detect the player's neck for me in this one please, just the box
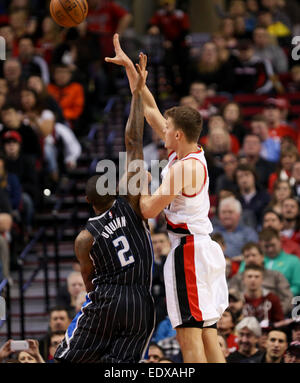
[93,199,116,216]
[176,143,200,160]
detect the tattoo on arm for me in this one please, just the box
[125,92,144,163]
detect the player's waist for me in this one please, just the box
[166,216,211,236]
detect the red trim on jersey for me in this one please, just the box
[184,236,203,321]
[168,150,175,158]
[182,146,203,159]
[166,216,189,231]
[181,158,207,198]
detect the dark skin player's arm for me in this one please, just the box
[74,229,95,293]
[118,55,148,217]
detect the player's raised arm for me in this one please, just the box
[118,54,148,216]
[105,34,166,141]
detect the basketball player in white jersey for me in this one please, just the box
[106,35,228,363]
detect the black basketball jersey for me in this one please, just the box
[85,196,154,289]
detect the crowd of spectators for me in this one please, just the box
[0,0,300,363]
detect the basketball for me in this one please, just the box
[50,0,88,28]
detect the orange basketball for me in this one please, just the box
[50,0,88,28]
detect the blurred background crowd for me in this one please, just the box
[0,0,300,363]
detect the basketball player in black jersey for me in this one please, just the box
[54,57,155,363]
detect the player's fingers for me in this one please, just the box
[113,33,121,50]
[135,63,142,75]
[104,57,115,63]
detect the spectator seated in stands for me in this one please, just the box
[250,114,280,163]
[148,0,190,96]
[2,130,39,227]
[262,209,300,259]
[250,329,288,363]
[217,333,230,361]
[189,41,235,94]
[212,196,258,261]
[47,64,85,129]
[227,316,263,363]
[56,271,86,318]
[280,197,300,245]
[230,241,293,315]
[39,306,71,361]
[229,39,274,94]
[239,133,276,188]
[220,101,246,145]
[86,0,132,59]
[144,343,165,363]
[151,230,170,327]
[0,103,41,162]
[217,308,239,354]
[287,65,300,93]
[201,115,240,166]
[235,163,270,228]
[284,341,300,363]
[268,144,299,193]
[20,86,81,186]
[27,75,65,124]
[2,58,24,110]
[215,153,239,196]
[0,153,22,222]
[253,26,288,74]
[228,288,244,325]
[257,8,291,40]
[258,227,300,296]
[242,264,284,327]
[17,35,50,85]
[46,330,65,363]
[0,339,45,363]
[36,16,62,67]
[188,82,218,121]
[263,98,298,143]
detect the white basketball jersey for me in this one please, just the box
[161,147,213,236]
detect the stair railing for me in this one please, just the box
[0,278,11,340]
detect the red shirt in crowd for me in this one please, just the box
[269,124,298,142]
[243,292,284,325]
[200,134,240,154]
[86,0,129,57]
[281,235,300,258]
[150,8,190,44]
[226,333,239,354]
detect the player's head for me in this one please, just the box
[86,175,116,214]
[164,106,203,150]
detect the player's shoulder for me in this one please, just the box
[75,230,94,245]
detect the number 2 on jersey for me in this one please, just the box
[112,236,135,267]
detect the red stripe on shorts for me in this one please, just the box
[183,236,203,321]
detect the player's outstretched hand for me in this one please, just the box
[133,53,148,94]
[105,33,131,67]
